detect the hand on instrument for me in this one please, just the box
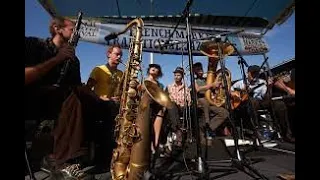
[110,96,120,102]
[212,81,222,89]
[99,95,110,101]
[231,91,241,100]
[267,77,274,85]
[55,44,75,63]
[287,89,295,96]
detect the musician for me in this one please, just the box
[25,16,85,175]
[144,64,166,153]
[193,62,229,139]
[273,68,295,97]
[165,67,191,146]
[231,65,295,143]
[86,44,123,169]
[86,44,123,101]
[25,16,117,177]
[272,68,295,138]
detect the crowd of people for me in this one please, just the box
[25,16,295,178]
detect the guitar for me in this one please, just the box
[230,82,266,109]
[231,90,249,109]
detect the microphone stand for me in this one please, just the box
[150,0,209,179]
[183,0,204,175]
[234,45,263,145]
[260,53,283,141]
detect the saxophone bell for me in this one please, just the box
[143,80,173,109]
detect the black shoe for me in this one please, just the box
[284,136,295,143]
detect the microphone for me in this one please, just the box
[104,33,118,41]
[238,56,249,67]
[214,35,222,42]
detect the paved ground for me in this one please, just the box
[25,138,295,180]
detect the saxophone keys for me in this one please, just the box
[127,88,137,98]
[129,80,138,88]
[125,111,136,121]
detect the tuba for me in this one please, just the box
[110,18,173,180]
[199,40,234,107]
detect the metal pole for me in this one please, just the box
[150,52,154,64]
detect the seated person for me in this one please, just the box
[25,16,118,177]
[272,68,295,137]
[193,62,229,139]
[231,65,295,143]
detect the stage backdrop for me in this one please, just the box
[78,19,269,56]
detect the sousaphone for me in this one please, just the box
[199,40,234,107]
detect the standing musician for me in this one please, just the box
[193,62,229,141]
[144,64,166,154]
[86,44,123,170]
[231,65,295,143]
[165,67,192,147]
[87,44,123,101]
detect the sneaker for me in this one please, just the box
[262,141,278,148]
[60,163,86,179]
[278,173,295,180]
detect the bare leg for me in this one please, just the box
[153,109,164,148]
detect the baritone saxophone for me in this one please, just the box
[110,18,173,180]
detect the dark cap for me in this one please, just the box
[247,65,261,78]
[248,65,260,74]
[148,63,163,77]
[173,67,184,74]
[149,63,161,69]
[193,62,203,68]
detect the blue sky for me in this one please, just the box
[25,0,295,87]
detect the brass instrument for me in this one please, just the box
[199,41,234,107]
[110,18,173,180]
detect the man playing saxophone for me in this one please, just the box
[87,44,123,101]
[193,62,229,142]
[86,44,123,170]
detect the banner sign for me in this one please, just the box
[78,19,269,56]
